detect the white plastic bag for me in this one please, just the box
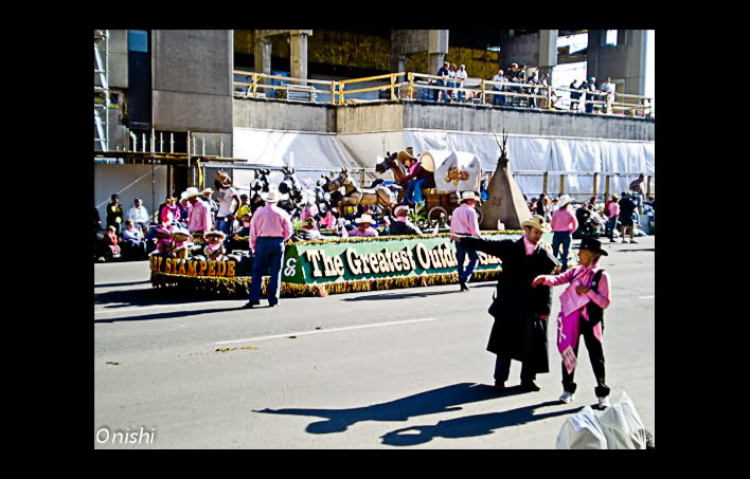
[556,406,607,449]
[598,392,648,449]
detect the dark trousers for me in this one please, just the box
[562,318,610,397]
[249,237,285,305]
[495,355,536,384]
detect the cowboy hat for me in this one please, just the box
[184,187,201,199]
[201,187,214,195]
[521,215,552,233]
[393,205,410,218]
[459,191,482,203]
[397,150,417,163]
[575,237,609,256]
[204,231,226,240]
[557,195,574,207]
[355,214,375,225]
[302,218,317,229]
[214,169,232,186]
[261,189,288,203]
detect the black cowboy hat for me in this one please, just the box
[575,237,608,256]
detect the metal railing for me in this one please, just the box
[232,70,654,118]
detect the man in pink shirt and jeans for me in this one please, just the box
[450,192,482,291]
[245,189,293,309]
[550,195,578,272]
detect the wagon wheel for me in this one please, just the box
[474,206,483,226]
[426,206,449,230]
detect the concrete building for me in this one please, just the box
[94,29,654,221]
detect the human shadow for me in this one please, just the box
[380,401,583,447]
[254,382,529,434]
[94,307,235,324]
[94,288,224,309]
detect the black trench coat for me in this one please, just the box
[461,236,559,375]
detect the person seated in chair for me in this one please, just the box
[100,225,122,261]
[389,205,423,236]
[121,220,148,259]
[397,150,435,206]
[172,227,194,259]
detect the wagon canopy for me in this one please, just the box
[421,150,482,193]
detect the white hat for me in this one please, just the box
[261,189,288,203]
[184,187,201,199]
[557,195,574,207]
[355,214,375,224]
[459,191,481,203]
[201,187,214,195]
[521,215,552,233]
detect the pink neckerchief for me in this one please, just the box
[522,236,539,256]
[559,263,601,317]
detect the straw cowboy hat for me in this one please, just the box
[184,187,201,199]
[204,231,227,241]
[201,187,214,195]
[521,215,552,233]
[575,237,609,256]
[214,169,232,186]
[397,150,417,163]
[459,191,482,203]
[393,205,410,218]
[557,195,574,207]
[355,214,375,225]
[261,189,288,203]
[301,218,317,229]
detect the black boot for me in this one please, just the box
[459,280,469,292]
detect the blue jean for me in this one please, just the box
[216,218,232,235]
[493,88,505,106]
[632,192,644,215]
[495,355,536,384]
[605,216,619,240]
[249,237,285,305]
[456,241,479,282]
[405,178,427,204]
[552,231,572,271]
[457,83,464,102]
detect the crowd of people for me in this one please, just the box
[429,61,619,114]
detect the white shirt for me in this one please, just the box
[493,75,506,89]
[600,82,613,93]
[455,69,467,83]
[216,186,237,217]
[126,205,150,224]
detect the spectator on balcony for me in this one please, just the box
[527,70,540,108]
[492,69,507,106]
[600,77,615,113]
[447,63,458,102]
[106,194,124,234]
[456,64,468,102]
[569,80,582,111]
[539,73,552,109]
[437,61,451,102]
[583,77,598,113]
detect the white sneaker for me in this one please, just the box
[559,391,574,404]
[597,396,611,408]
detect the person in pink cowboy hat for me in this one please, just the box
[203,231,228,261]
[532,237,612,409]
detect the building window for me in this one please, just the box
[128,30,149,53]
[605,30,618,47]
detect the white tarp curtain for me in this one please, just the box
[233,128,654,199]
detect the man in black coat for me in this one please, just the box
[452,215,559,392]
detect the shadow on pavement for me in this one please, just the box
[380,401,582,446]
[94,307,236,324]
[253,382,532,435]
[94,280,153,289]
[94,288,223,309]
[616,248,655,253]
[344,290,460,301]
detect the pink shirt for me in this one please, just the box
[346,227,378,237]
[187,200,213,234]
[608,201,620,218]
[551,208,578,233]
[450,204,481,237]
[249,203,293,253]
[522,236,540,256]
[538,264,611,319]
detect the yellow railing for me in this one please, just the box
[232,70,654,118]
[338,72,407,104]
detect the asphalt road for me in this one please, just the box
[94,235,655,449]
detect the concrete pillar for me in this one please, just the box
[587,30,648,96]
[254,33,272,75]
[428,30,449,75]
[538,30,558,79]
[290,30,312,84]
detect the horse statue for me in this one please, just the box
[277,167,305,217]
[375,151,411,202]
[326,168,399,218]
